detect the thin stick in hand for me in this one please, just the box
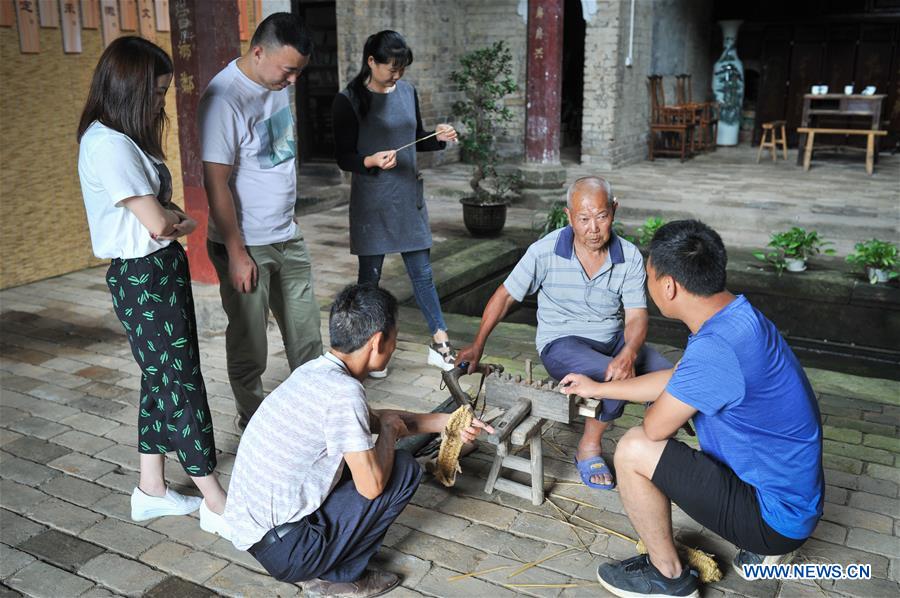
[394,129,443,152]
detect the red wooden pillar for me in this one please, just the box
[169,0,239,283]
[525,0,564,165]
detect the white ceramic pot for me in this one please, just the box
[785,258,807,273]
[867,267,890,284]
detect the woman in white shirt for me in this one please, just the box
[76,36,228,539]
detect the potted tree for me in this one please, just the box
[451,41,519,237]
[753,227,834,274]
[846,239,898,284]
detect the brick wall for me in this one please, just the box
[579,0,652,169]
[334,0,465,167]
[458,0,527,160]
[651,0,714,103]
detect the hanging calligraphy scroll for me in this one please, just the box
[39,0,58,26]
[153,0,166,31]
[80,0,98,28]
[59,0,81,52]
[118,0,135,30]
[15,0,40,52]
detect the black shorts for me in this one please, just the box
[651,440,807,556]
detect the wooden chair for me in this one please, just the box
[757,121,788,162]
[676,73,718,152]
[648,75,694,162]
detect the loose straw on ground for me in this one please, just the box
[550,492,601,510]
[549,494,723,583]
[545,497,591,552]
[507,546,577,578]
[447,565,510,581]
[504,582,601,589]
[543,438,568,458]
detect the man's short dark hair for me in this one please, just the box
[251,12,313,56]
[649,220,727,296]
[329,284,398,353]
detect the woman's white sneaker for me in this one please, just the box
[200,500,231,541]
[130,487,202,522]
[427,341,456,371]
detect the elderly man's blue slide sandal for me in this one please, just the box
[574,455,616,490]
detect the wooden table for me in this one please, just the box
[796,93,886,166]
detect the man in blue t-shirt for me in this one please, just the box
[561,220,823,598]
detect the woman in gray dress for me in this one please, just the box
[332,30,458,375]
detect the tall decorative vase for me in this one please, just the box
[713,20,744,146]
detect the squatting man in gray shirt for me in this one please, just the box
[224,284,493,598]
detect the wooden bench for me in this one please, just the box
[797,127,887,175]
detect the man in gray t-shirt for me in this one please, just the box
[225,284,492,597]
[199,13,323,429]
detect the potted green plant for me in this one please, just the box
[637,216,666,246]
[846,239,898,284]
[539,201,568,237]
[451,41,519,237]
[753,227,834,274]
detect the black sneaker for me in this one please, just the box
[597,554,700,597]
[732,549,795,580]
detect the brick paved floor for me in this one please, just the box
[2,148,899,597]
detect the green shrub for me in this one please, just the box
[753,227,834,274]
[846,239,898,283]
[637,217,666,246]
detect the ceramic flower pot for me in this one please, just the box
[460,197,507,237]
[784,257,807,273]
[867,267,890,284]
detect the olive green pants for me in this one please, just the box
[208,229,322,426]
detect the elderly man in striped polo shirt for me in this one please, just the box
[456,176,671,489]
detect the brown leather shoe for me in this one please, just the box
[301,569,400,598]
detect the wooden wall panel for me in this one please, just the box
[0,1,14,27]
[786,27,826,130]
[80,0,98,28]
[153,0,166,30]
[856,24,894,96]
[99,0,120,45]
[15,0,41,52]
[136,0,153,40]
[824,24,857,92]
[118,0,134,30]
[60,0,81,52]
[889,34,900,136]
[38,0,58,26]
[756,27,792,143]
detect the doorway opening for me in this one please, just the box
[292,0,339,162]
[561,0,585,161]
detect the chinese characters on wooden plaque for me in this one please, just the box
[60,0,82,52]
[5,0,170,52]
